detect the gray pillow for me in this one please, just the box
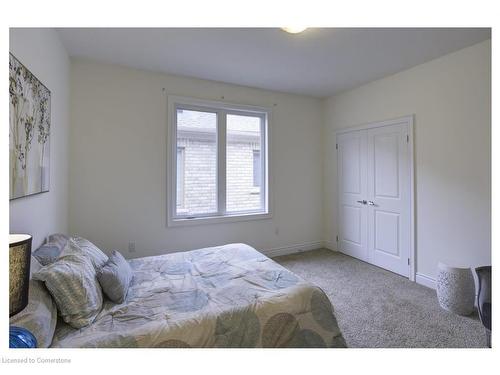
[97,251,133,304]
[32,233,69,266]
[33,242,104,329]
[32,244,61,266]
[10,257,58,348]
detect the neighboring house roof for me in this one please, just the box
[178,109,261,143]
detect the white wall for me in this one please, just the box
[69,60,324,258]
[323,40,491,280]
[9,28,70,249]
[18,31,487,281]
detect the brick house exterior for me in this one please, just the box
[176,110,262,216]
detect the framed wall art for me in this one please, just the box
[9,53,51,200]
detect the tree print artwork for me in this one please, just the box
[9,53,51,199]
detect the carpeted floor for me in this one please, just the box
[274,249,487,348]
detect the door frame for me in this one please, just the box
[335,115,415,282]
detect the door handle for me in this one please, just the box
[367,201,376,206]
[357,200,367,205]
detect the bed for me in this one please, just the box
[49,243,346,348]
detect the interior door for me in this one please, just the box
[337,131,368,261]
[366,122,410,277]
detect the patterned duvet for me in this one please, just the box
[51,243,346,348]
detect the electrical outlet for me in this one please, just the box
[128,242,136,253]
[274,227,279,236]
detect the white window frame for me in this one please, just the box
[167,95,272,227]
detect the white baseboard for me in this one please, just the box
[416,272,436,289]
[264,241,324,258]
[323,240,337,251]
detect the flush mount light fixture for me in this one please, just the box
[281,27,307,34]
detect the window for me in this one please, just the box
[168,96,270,225]
[226,114,263,212]
[253,150,261,187]
[176,147,185,210]
[176,109,217,216]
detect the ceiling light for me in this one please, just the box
[281,27,307,34]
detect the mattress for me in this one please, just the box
[50,243,346,348]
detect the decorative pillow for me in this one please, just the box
[32,244,61,266]
[97,251,133,304]
[67,236,108,269]
[33,251,103,329]
[47,233,69,250]
[10,257,58,348]
[32,233,69,266]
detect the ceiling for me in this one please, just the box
[57,28,490,98]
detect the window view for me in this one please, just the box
[171,99,268,223]
[176,147,185,209]
[176,109,217,216]
[253,150,261,187]
[226,114,263,212]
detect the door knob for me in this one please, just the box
[357,200,367,205]
[367,201,376,206]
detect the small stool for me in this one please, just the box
[436,262,475,316]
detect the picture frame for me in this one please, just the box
[9,53,51,200]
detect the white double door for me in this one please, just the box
[337,120,412,277]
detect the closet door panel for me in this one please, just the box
[337,131,368,261]
[366,123,410,277]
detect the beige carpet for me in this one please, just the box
[274,249,487,348]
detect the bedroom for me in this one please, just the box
[2,0,495,373]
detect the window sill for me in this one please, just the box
[168,211,272,227]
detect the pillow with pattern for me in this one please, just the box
[64,236,108,270]
[33,247,104,329]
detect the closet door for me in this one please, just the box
[366,123,410,277]
[337,131,368,261]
